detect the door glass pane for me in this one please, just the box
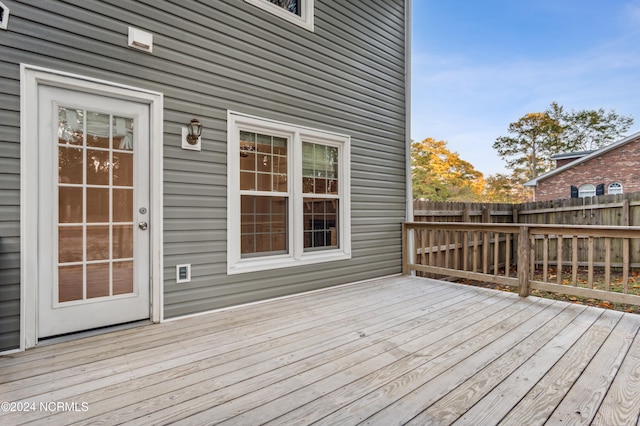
[86,112,110,148]
[59,265,84,302]
[113,225,134,259]
[86,225,110,261]
[86,264,110,298]
[86,149,110,185]
[59,227,83,263]
[113,262,134,295]
[113,189,133,222]
[113,117,134,151]
[113,152,133,186]
[58,108,84,146]
[59,147,84,184]
[86,188,110,223]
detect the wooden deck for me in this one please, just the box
[1,276,640,425]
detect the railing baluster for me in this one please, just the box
[557,234,563,285]
[494,231,500,276]
[473,231,479,272]
[483,230,489,274]
[572,236,578,286]
[543,234,549,283]
[588,236,594,289]
[444,230,450,269]
[624,238,630,293]
[605,237,611,292]
[505,232,511,278]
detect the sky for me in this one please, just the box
[411,1,640,176]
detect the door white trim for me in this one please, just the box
[20,64,164,350]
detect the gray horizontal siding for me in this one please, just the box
[0,0,407,339]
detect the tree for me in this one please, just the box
[492,112,564,181]
[411,138,485,201]
[493,103,634,182]
[483,173,532,203]
[547,101,633,151]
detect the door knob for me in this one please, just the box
[139,222,148,230]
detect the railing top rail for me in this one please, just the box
[403,221,640,237]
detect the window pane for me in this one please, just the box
[304,198,338,250]
[302,142,339,194]
[240,132,287,193]
[241,195,288,256]
[59,187,83,223]
[267,0,301,16]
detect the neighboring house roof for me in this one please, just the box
[550,150,595,161]
[524,130,640,187]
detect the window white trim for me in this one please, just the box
[244,0,314,31]
[227,111,350,274]
[608,182,623,195]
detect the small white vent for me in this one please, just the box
[128,27,153,53]
[0,1,10,30]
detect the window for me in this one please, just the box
[228,111,350,274]
[578,184,596,198]
[244,0,314,31]
[608,182,623,195]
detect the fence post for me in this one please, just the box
[518,226,530,297]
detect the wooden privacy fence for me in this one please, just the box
[402,221,640,306]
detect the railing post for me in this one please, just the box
[402,222,408,275]
[518,226,530,297]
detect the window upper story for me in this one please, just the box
[244,0,314,31]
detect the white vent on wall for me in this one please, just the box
[0,1,10,30]
[128,27,153,52]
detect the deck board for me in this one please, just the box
[1,275,639,425]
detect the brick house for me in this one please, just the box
[524,131,640,201]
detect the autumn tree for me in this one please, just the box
[411,138,484,201]
[483,173,532,203]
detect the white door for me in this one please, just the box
[37,86,151,338]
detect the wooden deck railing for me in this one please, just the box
[402,222,640,306]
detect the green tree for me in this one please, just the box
[411,138,485,201]
[547,101,633,151]
[492,112,564,181]
[494,103,635,183]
